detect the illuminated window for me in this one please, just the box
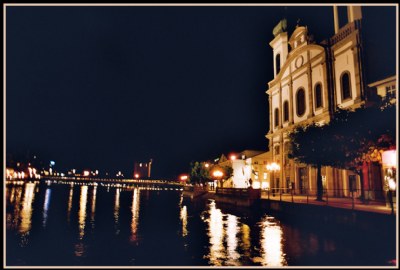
[340,72,352,101]
[314,83,323,109]
[274,108,279,128]
[296,88,306,116]
[283,101,289,122]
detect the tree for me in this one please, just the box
[288,123,336,201]
[288,102,396,202]
[325,103,396,200]
[189,161,211,185]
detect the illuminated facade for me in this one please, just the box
[266,6,390,198]
[217,150,272,189]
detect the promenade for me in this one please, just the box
[260,193,397,215]
[206,187,397,215]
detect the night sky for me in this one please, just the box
[5,4,396,179]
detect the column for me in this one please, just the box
[333,5,339,34]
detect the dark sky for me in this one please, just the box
[5,5,396,179]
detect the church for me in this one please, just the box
[265,6,395,200]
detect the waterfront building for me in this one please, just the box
[266,6,396,199]
[133,159,153,179]
[368,75,396,105]
[216,150,272,189]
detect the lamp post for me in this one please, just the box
[266,162,280,197]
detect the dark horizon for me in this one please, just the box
[5,4,396,179]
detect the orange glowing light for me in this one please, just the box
[213,170,223,178]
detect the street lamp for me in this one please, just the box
[213,169,224,188]
[266,162,280,196]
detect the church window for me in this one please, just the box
[283,100,289,122]
[340,72,352,101]
[275,54,281,74]
[274,108,280,128]
[296,88,306,116]
[314,83,323,109]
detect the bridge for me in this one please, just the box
[6,176,183,187]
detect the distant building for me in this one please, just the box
[217,150,271,189]
[133,159,152,179]
[368,75,396,104]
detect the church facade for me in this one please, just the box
[266,6,385,199]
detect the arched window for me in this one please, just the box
[341,72,352,101]
[274,108,279,128]
[283,101,289,122]
[314,83,323,109]
[296,88,306,116]
[275,54,281,75]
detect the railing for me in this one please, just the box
[329,20,360,45]
[260,187,396,214]
[216,187,261,200]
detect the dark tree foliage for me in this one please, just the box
[288,123,333,201]
[189,161,211,184]
[288,102,396,201]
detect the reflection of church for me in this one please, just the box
[265,6,396,200]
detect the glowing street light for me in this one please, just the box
[180,175,188,182]
[266,162,280,196]
[213,169,224,188]
[230,155,237,161]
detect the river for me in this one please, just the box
[5,180,396,266]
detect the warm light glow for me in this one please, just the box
[19,183,36,235]
[130,188,140,242]
[262,182,270,190]
[180,175,188,181]
[91,186,97,227]
[382,150,397,167]
[230,155,237,161]
[83,171,90,177]
[260,216,287,266]
[266,162,280,172]
[388,178,396,191]
[205,163,210,168]
[252,181,261,189]
[134,173,139,179]
[226,214,240,265]
[67,186,74,223]
[114,188,120,235]
[207,201,224,266]
[213,170,223,178]
[78,186,88,239]
[180,205,188,237]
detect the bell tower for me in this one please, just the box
[269,19,288,78]
[333,5,362,33]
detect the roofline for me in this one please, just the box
[368,75,396,87]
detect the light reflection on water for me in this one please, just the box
[42,188,51,227]
[5,182,395,266]
[67,185,74,223]
[202,200,286,266]
[19,183,36,235]
[114,188,120,235]
[130,188,140,243]
[78,185,88,240]
[90,186,97,229]
[259,216,287,266]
